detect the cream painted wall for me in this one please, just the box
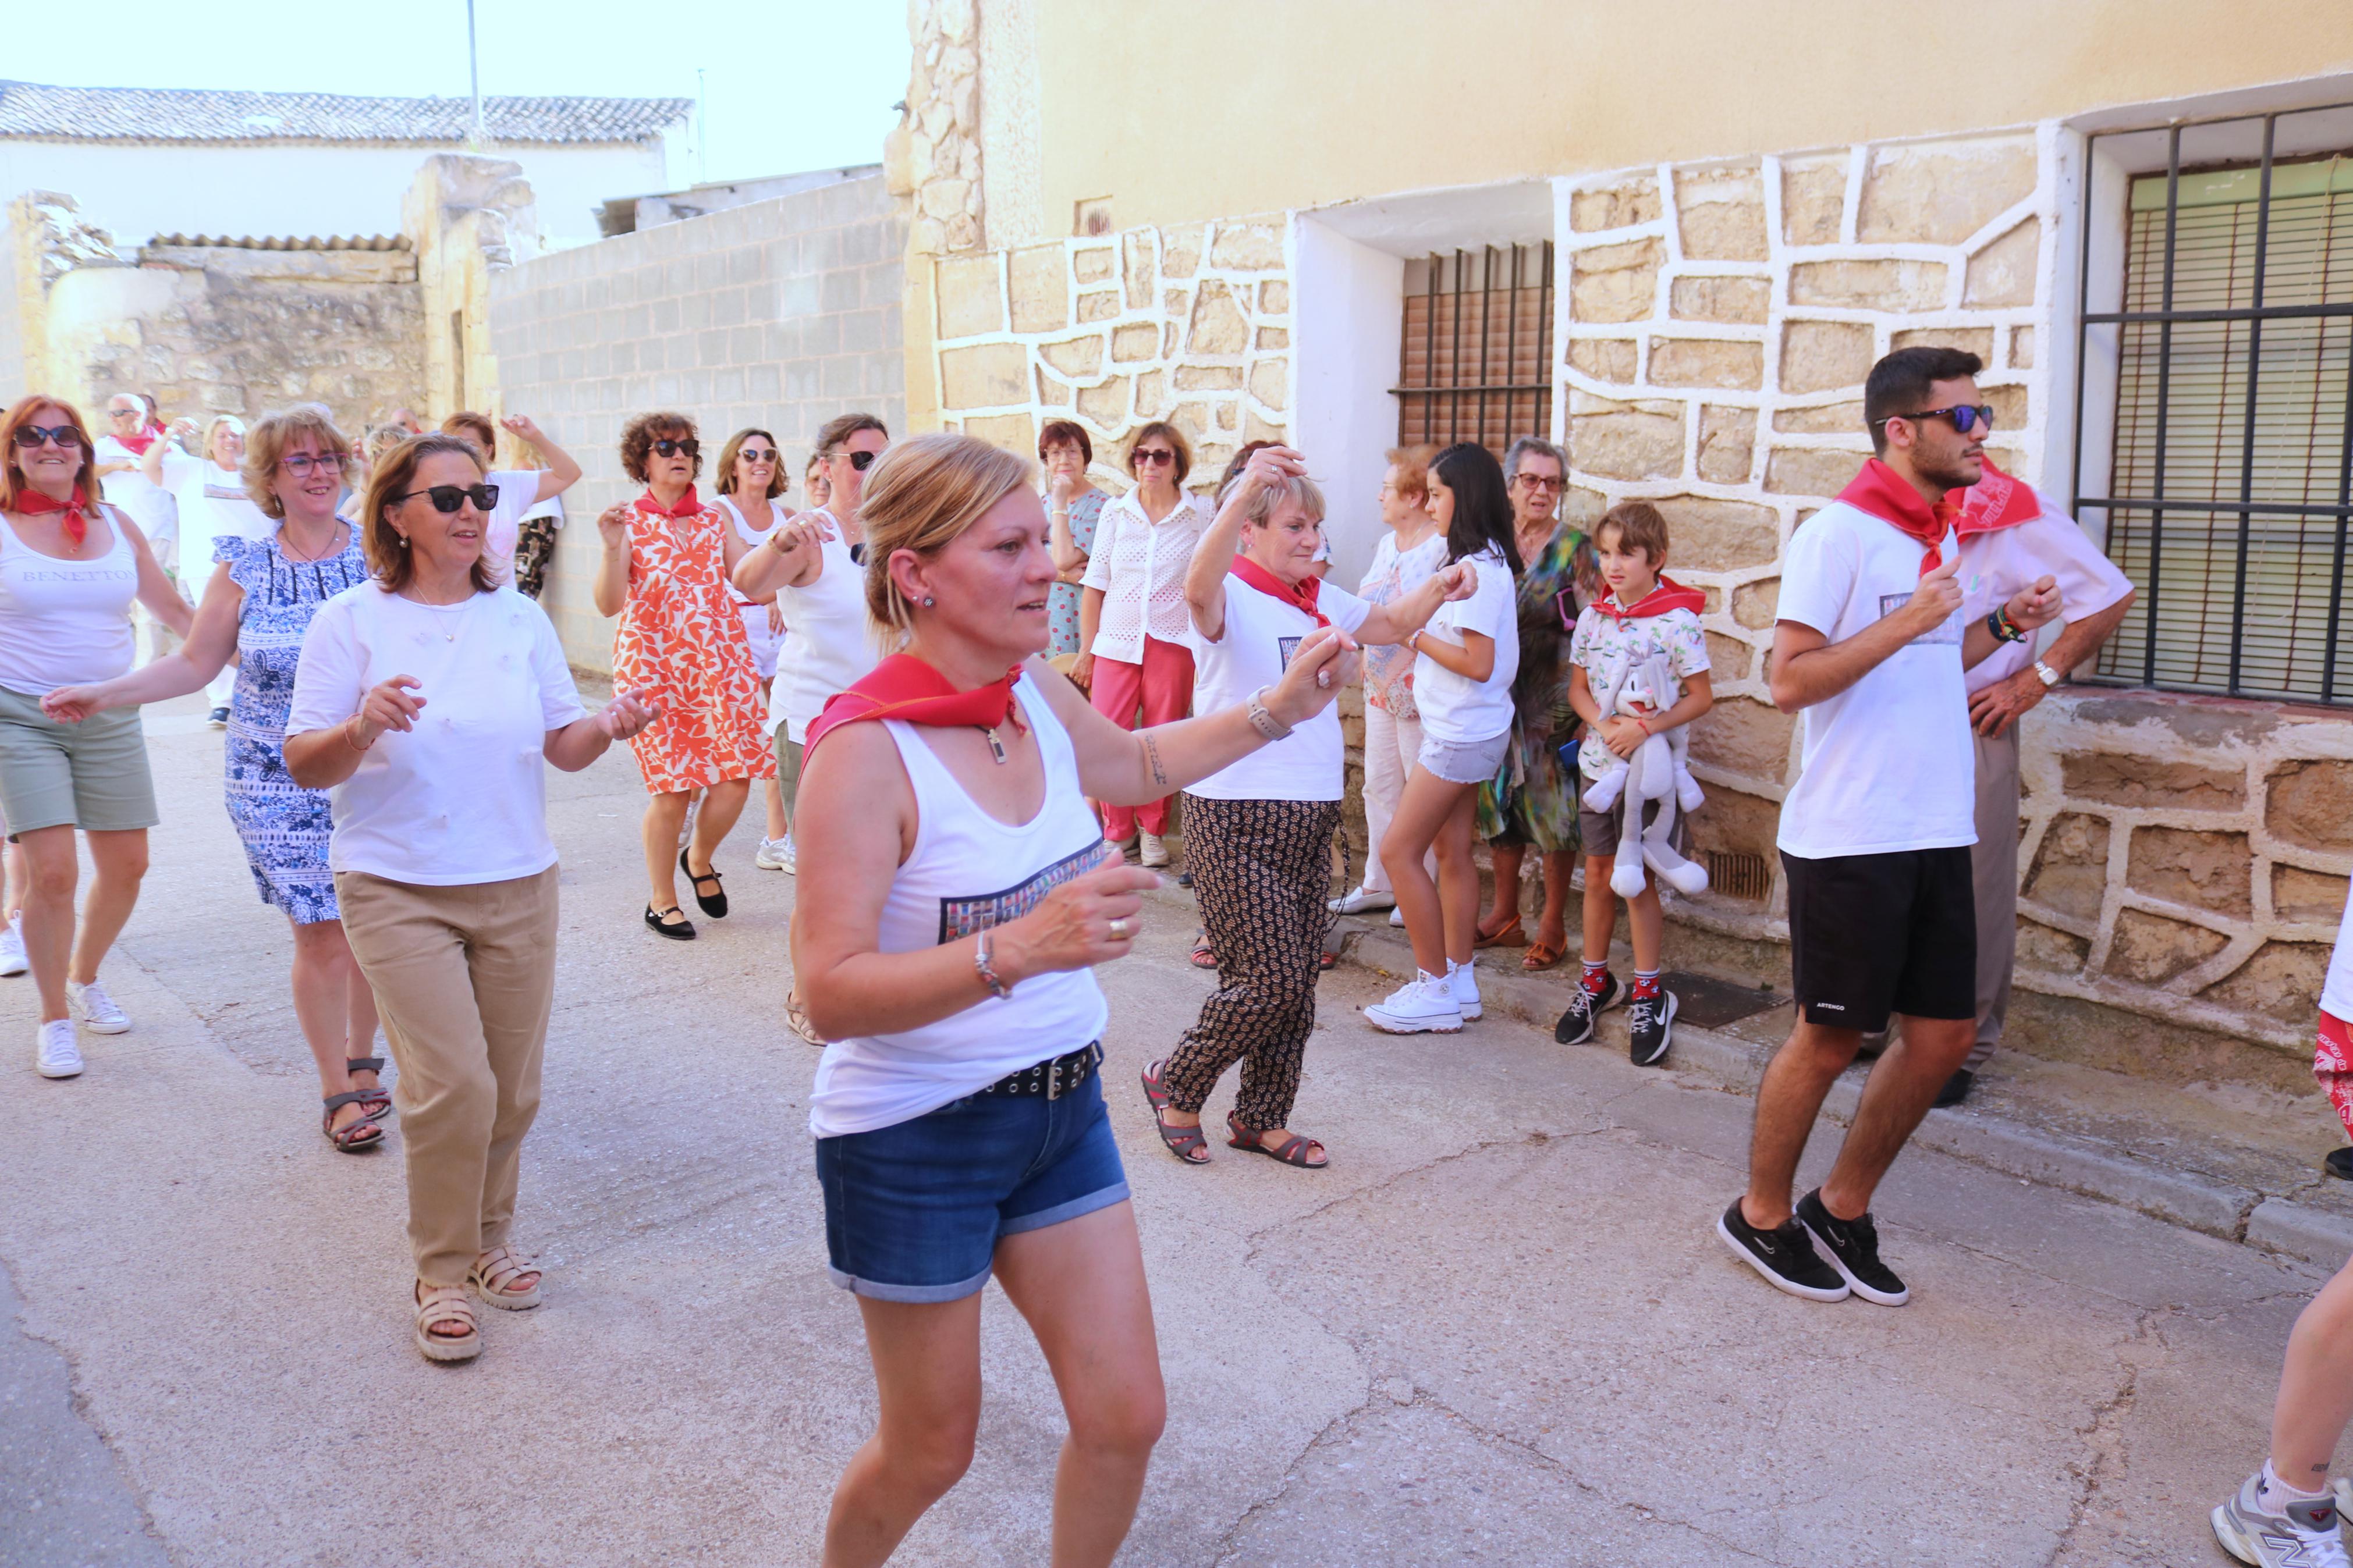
[1019,0,2353,237]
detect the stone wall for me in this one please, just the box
[488,172,907,670]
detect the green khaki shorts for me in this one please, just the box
[0,685,160,835]
[775,731,805,817]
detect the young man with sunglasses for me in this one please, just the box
[1720,347,2063,1306]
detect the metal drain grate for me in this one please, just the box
[1705,849,1772,904]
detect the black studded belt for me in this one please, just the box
[978,1041,1103,1099]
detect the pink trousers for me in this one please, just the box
[1089,637,1194,839]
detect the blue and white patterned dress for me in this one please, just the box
[217,529,371,924]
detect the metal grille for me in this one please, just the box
[2073,107,2353,706]
[1704,849,1772,905]
[1394,243,1553,454]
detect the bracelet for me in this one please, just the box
[974,930,1011,999]
[1245,686,1293,741]
[1405,629,1422,654]
[342,715,375,752]
[1986,606,2028,645]
[768,528,793,554]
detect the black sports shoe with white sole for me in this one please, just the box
[1795,1189,1910,1306]
[1553,972,1620,1045]
[1717,1199,1848,1302]
[1627,988,1677,1065]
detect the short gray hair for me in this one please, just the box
[1240,472,1326,528]
[1504,436,1566,483]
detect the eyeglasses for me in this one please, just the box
[392,483,501,514]
[652,438,700,458]
[1874,404,1996,436]
[830,448,878,472]
[281,451,346,477]
[1132,449,1176,467]
[1513,473,1564,491]
[107,406,143,420]
[11,424,85,450]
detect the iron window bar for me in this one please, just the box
[1393,242,1555,454]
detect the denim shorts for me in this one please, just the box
[815,1064,1130,1303]
[1417,727,1512,786]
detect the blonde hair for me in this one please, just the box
[242,403,354,519]
[859,432,1034,645]
[203,414,246,464]
[1241,472,1326,529]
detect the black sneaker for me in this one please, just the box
[1717,1199,1850,1302]
[1553,971,1619,1044]
[1627,987,1677,1066]
[206,706,230,728]
[1933,1068,1974,1107]
[1795,1189,1910,1306]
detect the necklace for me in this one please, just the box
[402,589,471,641]
[279,520,344,563]
[980,725,1007,764]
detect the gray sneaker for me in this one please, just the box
[2213,1470,2350,1567]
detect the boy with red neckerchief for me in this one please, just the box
[1556,500,1713,1066]
[1720,347,2061,1308]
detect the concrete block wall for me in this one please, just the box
[488,172,906,669]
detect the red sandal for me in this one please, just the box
[1142,1059,1209,1164]
[1226,1111,1328,1168]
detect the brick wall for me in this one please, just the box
[488,173,906,670]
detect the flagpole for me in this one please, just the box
[467,0,487,148]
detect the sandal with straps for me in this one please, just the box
[1226,1111,1328,1169]
[414,1281,480,1362]
[1141,1059,1209,1165]
[679,847,728,919]
[321,1055,391,1153]
[468,1243,542,1310]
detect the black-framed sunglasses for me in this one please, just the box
[652,438,700,458]
[281,451,346,477]
[830,447,878,472]
[392,482,501,514]
[11,424,85,450]
[1875,403,1996,436]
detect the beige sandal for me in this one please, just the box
[468,1243,542,1310]
[414,1281,480,1362]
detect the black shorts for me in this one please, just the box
[1781,847,1975,1033]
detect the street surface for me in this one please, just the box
[0,690,2329,1566]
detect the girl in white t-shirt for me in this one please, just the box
[713,428,794,868]
[1366,442,1525,1035]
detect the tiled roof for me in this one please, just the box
[0,81,691,145]
[148,234,411,251]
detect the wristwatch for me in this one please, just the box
[2032,658,2061,688]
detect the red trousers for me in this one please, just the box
[1089,636,1193,838]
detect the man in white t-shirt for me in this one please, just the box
[91,394,179,658]
[1720,347,2062,1309]
[439,411,582,592]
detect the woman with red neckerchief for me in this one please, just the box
[792,432,1357,1565]
[591,411,776,938]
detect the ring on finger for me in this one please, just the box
[1107,916,1134,941]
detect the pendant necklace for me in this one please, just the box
[981,726,1006,763]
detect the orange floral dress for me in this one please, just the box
[612,490,777,794]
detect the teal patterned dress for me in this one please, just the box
[1478,522,1595,853]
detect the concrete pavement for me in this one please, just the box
[0,689,2333,1566]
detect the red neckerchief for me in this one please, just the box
[15,485,91,547]
[118,431,157,457]
[1955,457,2041,538]
[1835,457,1960,575]
[804,654,1027,759]
[634,484,702,518]
[1587,575,1706,621]
[1228,554,1328,628]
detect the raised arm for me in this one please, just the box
[732,510,831,599]
[591,506,634,618]
[1354,561,1474,646]
[1184,446,1308,641]
[501,415,582,504]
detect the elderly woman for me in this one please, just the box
[47,404,386,1147]
[592,411,775,939]
[143,413,267,725]
[1475,437,1598,972]
[793,431,1352,1564]
[1039,419,1105,664]
[283,433,657,1361]
[0,396,190,1078]
[1079,421,1212,867]
[714,428,793,869]
[1144,446,1471,1168]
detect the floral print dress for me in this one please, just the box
[1477,522,1595,854]
[1048,488,1105,656]
[612,494,777,794]
[218,529,371,923]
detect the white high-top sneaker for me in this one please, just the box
[1447,961,1483,1021]
[1365,972,1464,1034]
[0,914,26,977]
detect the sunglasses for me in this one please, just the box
[1876,404,1996,436]
[739,447,778,463]
[281,451,346,477]
[11,424,85,450]
[1132,449,1176,466]
[831,448,878,471]
[392,482,501,514]
[108,406,143,419]
[1513,474,1564,490]
[652,438,700,458]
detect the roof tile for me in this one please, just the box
[0,81,692,145]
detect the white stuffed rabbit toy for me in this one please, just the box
[1578,651,1709,898]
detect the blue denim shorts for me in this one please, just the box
[815,1065,1130,1303]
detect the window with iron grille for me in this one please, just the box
[2076,112,2353,706]
[1395,244,1553,455]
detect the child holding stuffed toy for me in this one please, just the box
[1556,502,1713,1064]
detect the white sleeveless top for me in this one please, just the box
[808,674,1112,1139]
[715,493,778,604]
[0,510,139,697]
[770,511,878,742]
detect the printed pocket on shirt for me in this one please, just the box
[1277,635,1301,669]
[1876,593,1962,646]
[937,840,1117,943]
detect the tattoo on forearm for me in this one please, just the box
[1143,733,1168,789]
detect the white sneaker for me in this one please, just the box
[1389,906,1406,927]
[68,979,130,1034]
[755,836,796,873]
[35,1019,81,1078]
[1447,961,1483,1021]
[1365,972,1464,1034]
[1140,832,1171,869]
[0,915,26,977]
[1328,885,1395,915]
[2212,1468,2351,1567]
[677,790,704,852]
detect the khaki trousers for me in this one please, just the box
[336,866,560,1287]
[1967,725,2022,1072]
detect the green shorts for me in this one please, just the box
[775,730,805,817]
[0,685,160,835]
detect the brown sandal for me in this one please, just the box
[1474,914,1526,950]
[1142,1059,1210,1164]
[1522,940,1565,972]
[1226,1111,1327,1168]
[1190,934,1218,970]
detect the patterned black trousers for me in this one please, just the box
[512,512,560,600]
[1162,794,1340,1131]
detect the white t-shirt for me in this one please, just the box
[479,468,548,574]
[1412,545,1519,744]
[1775,500,1976,859]
[159,448,268,584]
[2324,886,2353,1023]
[1184,574,1371,801]
[286,584,587,886]
[716,494,781,604]
[771,518,878,743]
[1958,494,2135,694]
[92,436,176,549]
